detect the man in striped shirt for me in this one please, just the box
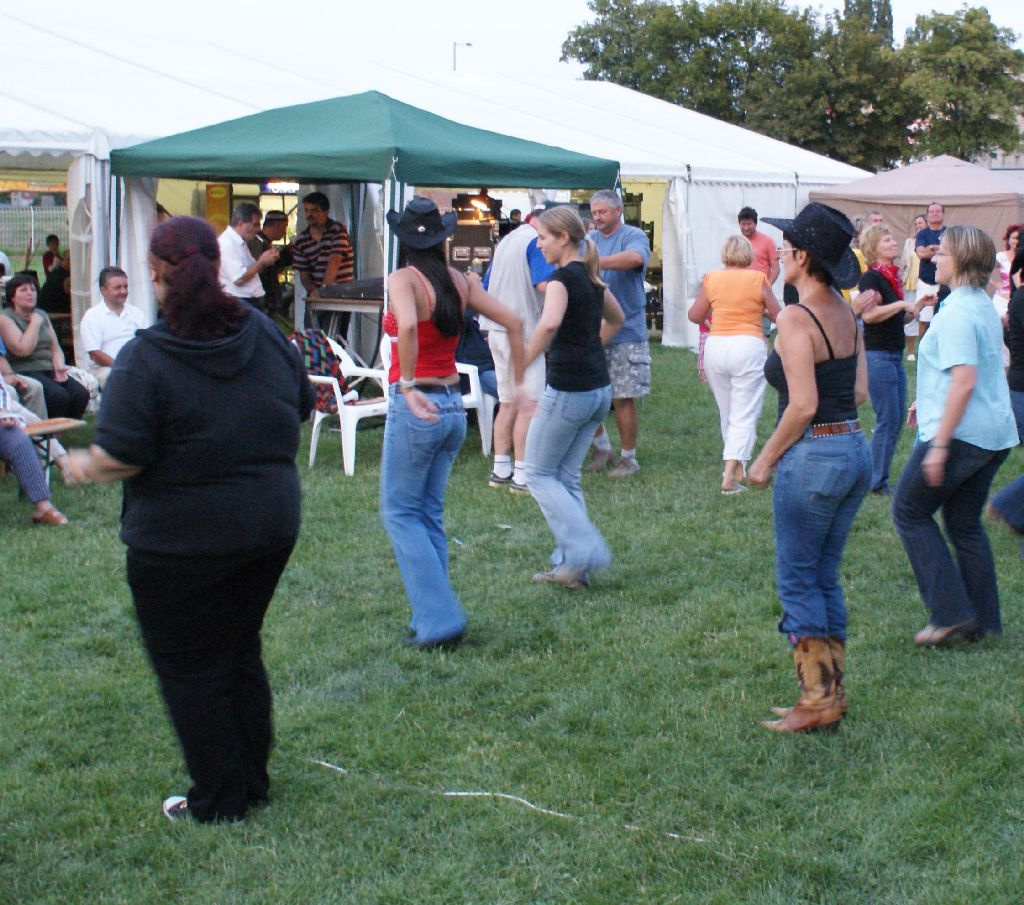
[293,192,355,334]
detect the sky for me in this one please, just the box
[15,0,1024,83]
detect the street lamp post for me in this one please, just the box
[452,41,472,72]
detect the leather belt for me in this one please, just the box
[412,383,460,395]
[809,419,862,438]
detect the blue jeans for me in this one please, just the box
[990,473,1024,545]
[866,349,907,491]
[773,427,871,640]
[1009,389,1024,445]
[524,385,613,574]
[893,439,1010,634]
[380,386,468,644]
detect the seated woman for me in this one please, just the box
[0,382,68,525]
[0,275,89,419]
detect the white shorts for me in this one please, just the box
[903,291,919,336]
[917,282,939,322]
[490,330,546,402]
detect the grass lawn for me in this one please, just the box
[2,343,1023,904]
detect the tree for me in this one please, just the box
[900,8,1024,160]
[563,0,821,129]
[561,0,905,169]
[809,10,909,169]
[844,0,893,46]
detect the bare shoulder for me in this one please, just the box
[775,304,807,331]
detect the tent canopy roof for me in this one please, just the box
[110,91,620,189]
[0,13,863,186]
[811,155,1023,207]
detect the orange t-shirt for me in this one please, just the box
[703,269,768,338]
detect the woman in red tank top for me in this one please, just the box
[382,197,525,649]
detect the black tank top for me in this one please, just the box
[764,304,859,424]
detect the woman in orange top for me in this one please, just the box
[689,235,780,493]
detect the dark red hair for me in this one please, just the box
[1003,223,1022,249]
[149,216,246,340]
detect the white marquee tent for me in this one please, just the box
[0,11,865,357]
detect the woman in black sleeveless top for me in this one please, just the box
[522,205,624,590]
[748,204,872,734]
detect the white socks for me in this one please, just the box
[492,455,512,479]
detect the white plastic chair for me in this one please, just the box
[294,332,388,476]
[456,362,497,457]
[379,336,497,456]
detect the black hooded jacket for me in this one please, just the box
[94,310,312,555]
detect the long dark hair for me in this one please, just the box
[149,216,246,340]
[398,242,463,337]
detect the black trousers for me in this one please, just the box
[126,544,294,822]
[30,371,90,418]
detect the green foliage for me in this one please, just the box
[3,348,1024,903]
[563,0,1024,169]
[901,8,1024,160]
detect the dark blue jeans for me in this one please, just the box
[892,439,1010,634]
[1010,389,1024,446]
[773,427,872,640]
[866,349,907,492]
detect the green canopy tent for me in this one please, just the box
[110,90,620,189]
[111,90,620,333]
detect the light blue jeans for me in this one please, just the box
[524,384,613,574]
[380,385,468,645]
[773,426,871,640]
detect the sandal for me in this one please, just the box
[33,507,69,526]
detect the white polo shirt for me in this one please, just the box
[218,226,263,298]
[79,302,147,369]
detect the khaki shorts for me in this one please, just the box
[606,340,651,399]
[490,330,546,402]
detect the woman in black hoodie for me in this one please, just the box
[66,216,311,823]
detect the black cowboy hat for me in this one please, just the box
[763,203,860,289]
[386,196,457,249]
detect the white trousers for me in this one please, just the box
[703,334,767,464]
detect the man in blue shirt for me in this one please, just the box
[585,190,651,477]
[914,201,946,336]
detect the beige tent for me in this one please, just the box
[809,156,1024,250]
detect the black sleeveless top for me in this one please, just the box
[764,303,859,424]
[546,261,609,392]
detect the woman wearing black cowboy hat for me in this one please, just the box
[382,197,526,648]
[748,203,872,733]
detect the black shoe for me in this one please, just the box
[406,631,465,651]
[487,472,512,488]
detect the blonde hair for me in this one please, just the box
[860,224,893,264]
[943,224,996,289]
[721,235,753,267]
[538,206,606,288]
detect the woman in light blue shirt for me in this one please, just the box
[892,225,1018,646]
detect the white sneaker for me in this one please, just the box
[162,795,189,821]
[609,458,640,477]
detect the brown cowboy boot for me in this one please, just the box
[762,636,843,733]
[770,634,847,718]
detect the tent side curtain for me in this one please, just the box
[110,91,620,189]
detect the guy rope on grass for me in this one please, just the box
[313,759,707,844]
